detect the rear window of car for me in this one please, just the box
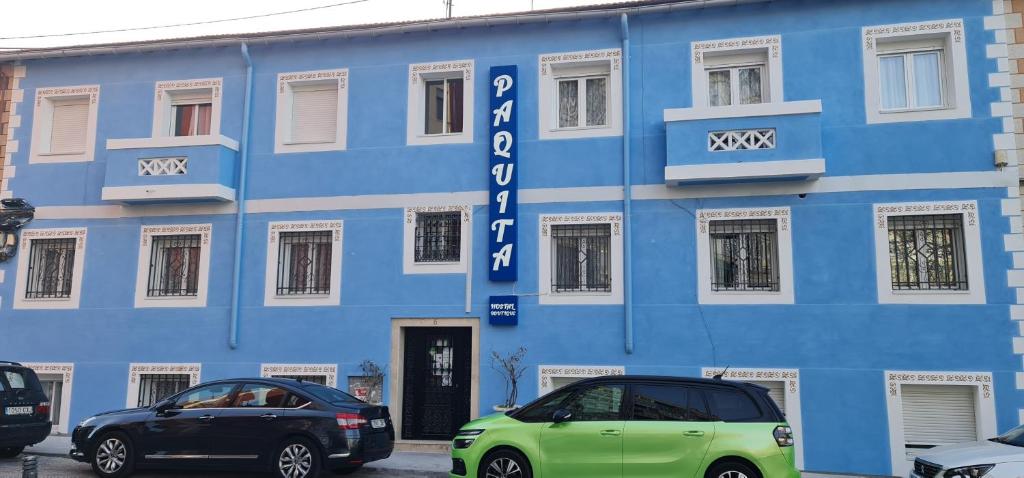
[1,368,40,391]
[302,383,361,405]
[704,387,763,422]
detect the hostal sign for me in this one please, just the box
[489,65,517,282]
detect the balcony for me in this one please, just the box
[101,135,239,203]
[662,100,824,186]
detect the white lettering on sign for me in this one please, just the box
[492,244,513,271]
[492,163,514,186]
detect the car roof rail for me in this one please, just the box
[0,360,23,366]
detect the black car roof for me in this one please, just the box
[196,377,323,387]
[568,374,769,392]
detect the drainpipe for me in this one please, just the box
[621,14,635,354]
[229,43,254,349]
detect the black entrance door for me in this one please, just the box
[402,327,472,440]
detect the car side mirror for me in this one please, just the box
[552,408,572,424]
[153,399,174,414]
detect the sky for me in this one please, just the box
[0,0,625,50]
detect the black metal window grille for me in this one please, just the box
[25,238,76,299]
[137,373,190,407]
[277,231,333,295]
[709,219,780,292]
[274,374,327,385]
[415,212,462,263]
[428,337,455,388]
[887,214,968,291]
[147,234,201,297]
[551,223,612,293]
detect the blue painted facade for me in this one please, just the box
[1,0,1021,474]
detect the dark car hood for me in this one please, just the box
[90,407,150,419]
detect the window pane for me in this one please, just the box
[147,234,201,297]
[4,371,26,389]
[558,80,579,128]
[231,384,290,408]
[738,67,763,105]
[446,78,464,134]
[708,219,779,292]
[277,231,333,295]
[174,383,235,409]
[632,384,693,421]
[196,104,212,135]
[708,70,731,107]
[887,214,967,291]
[565,384,624,421]
[424,80,445,135]
[879,55,908,110]
[173,104,195,136]
[415,211,462,263]
[585,77,608,126]
[705,388,761,422]
[551,223,612,293]
[913,52,943,108]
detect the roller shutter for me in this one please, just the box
[50,99,89,154]
[290,85,338,144]
[901,384,977,449]
[750,380,786,412]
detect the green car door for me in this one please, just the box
[623,383,716,478]
[539,383,626,478]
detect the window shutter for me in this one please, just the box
[50,100,90,154]
[290,85,338,144]
[751,381,786,412]
[901,385,977,448]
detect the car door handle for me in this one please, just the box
[260,413,277,420]
[683,430,705,437]
[198,414,215,422]
[600,429,622,437]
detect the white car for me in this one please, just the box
[910,425,1024,478]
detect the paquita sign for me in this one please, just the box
[489,65,518,282]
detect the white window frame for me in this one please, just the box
[406,60,474,146]
[538,365,625,396]
[21,363,74,434]
[133,224,212,308]
[152,78,222,139]
[28,85,99,164]
[706,63,767,107]
[539,48,623,140]
[691,36,782,112]
[877,49,947,112]
[264,220,343,307]
[539,213,624,305]
[862,19,970,124]
[14,228,87,310]
[701,367,804,470]
[696,207,794,305]
[274,69,349,154]
[873,201,985,304]
[884,371,996,477]
[125,363,201,409]
[403,206,471,274]
[260,363,338,388]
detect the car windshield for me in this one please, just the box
[302,383,361,404]
[993,425,1024,447]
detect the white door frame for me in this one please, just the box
[20,362,74,434]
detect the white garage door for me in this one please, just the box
[901,384,977,453]
[751,380,786,413]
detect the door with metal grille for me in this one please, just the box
[401,327,472,440]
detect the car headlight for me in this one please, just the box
[77,416,96,428]
[452,429,485,449]
[944,465,994,478]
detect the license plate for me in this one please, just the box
[371,419,386,429]
[5,406,32,415]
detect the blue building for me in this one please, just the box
[0,0,1021,474]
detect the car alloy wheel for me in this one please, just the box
[485,457,524,478]
[278,443,314,478]
[95,437,127,474]
[717,473,749,478]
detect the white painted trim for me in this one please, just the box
[274,69,349,154]
[101,184,236,202]
[862,19,971,124]
[260,363,338,388]
[665,158,825,185]
[20,362,74,434]
[691,35,782,109]
[133,224,212,308]
[106,134,239,151]
[538,48,623,140]
[263,220,344,307]
[28,85,100,164]
[402,205,471,274]
[538,213,624,305]
[664,100,821,122]
[125,363,201,409]
[700,367,803,470]
[35,203,237,221]
[150,78,223,139]
[884,371,996,476]
[873,201,985,304]
[537,365,625,396]
[13,228,87,310]
[406,60,474,146]
[695,207,794,304]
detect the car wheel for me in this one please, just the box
[479,449,532,478]
[331,464,363,475]
[90,432,135,478]
[0,447,23,458]
[706,461,761,478]
[274,437,321,478]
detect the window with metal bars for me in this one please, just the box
[276,231,333,295]
[887,214,968,291]
[272,374,328,385]
[415,212,461,263]
[551,223,612,293]
[25,238,76,299]
[147,234,201,297]
[709,219,780,292]
[137,373,191,407]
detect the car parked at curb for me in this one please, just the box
[70,377,394,478]
[911,424,1024,478]
[450,375,799,478]
[0,361,52,459]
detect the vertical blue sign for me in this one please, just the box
[489,66,517,282]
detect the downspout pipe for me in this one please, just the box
[229,43,254,349]
[621,14,635,354]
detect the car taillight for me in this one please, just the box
[336,412,367,430]
[36,402,50,416]
[773,425,794,447]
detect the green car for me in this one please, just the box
[450,375,799,478]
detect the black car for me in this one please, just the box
[70,377,394,478]
[0,361,52,458]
